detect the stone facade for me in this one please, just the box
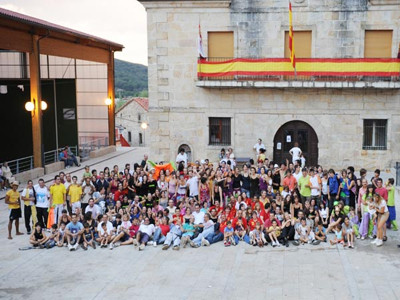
[115,98,149,146]
[139,0,400,169]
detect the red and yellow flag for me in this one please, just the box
[289,2,296,70]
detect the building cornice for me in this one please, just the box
[139,0,231,9]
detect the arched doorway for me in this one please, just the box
[273,121,318,167]
[178,144,192,162]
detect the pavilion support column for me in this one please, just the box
[29,34,43,168]
[107,51,115,146]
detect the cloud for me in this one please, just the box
[0,0,148,65]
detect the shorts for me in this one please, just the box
[388,206,396,222]
[120,233,130,242]
[9,208,22,220]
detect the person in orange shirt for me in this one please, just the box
[283,170,297,194]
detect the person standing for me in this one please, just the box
[298,168,311,207]
[50,175,66,225]
[176,148,188,168]
[289,142,302,165]
[34,179,50,229]
[21,180,38,234]
[253,138,266,156]
[5,181,24,239]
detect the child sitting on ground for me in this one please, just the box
[44,224,58,249]
[314,221,326,243]
[224,221,235,246]
[296,218,314,245]
[99,222,111,248]
[181,216,195,248]
[268,219,282,247]
[342,216,355,248]
[82,223,96,250]
[30,223,48,248]
[234,218,246,243]
[251,222,266,247]
[57,222,66,247]
[330,224,344,246]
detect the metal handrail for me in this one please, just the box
[6,145,78,174]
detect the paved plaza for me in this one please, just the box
[0,148,400,300]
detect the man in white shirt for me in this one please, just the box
[34,178,50,228]
[176,148,188,168]
[85,198,101,219]
[134,217,155,251]
[192,203,205,225]
[253,138,266,155]
[186,170,199,199]
[97,214,114,235]
[289,142,302,164]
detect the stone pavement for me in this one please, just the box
[0,149,399,300]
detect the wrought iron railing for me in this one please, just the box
[197,57,400,82]
[6,146,78,174]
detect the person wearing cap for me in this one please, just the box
[5,181,24,239]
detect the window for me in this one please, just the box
[364,30,392,58]
[284,31,312,58]
[209,117,231,145]
[139,133,143,145]
[208,32,234,58]
[363,119,387,150]
[138,113,141,121]
[128,131,132,143]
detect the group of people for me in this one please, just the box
[4,144,398,251]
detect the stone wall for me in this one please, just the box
[115,101,148,146]
[140,0,400,169]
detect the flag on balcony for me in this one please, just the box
[198,24,206,59]
[289,2,296,70]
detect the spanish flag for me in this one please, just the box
[289,2,296,70]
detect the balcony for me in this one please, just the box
[196,57,400,89]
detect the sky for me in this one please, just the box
[0,0,148,65]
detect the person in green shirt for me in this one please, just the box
[386,178,398,231]
[298,168,311,206]
[82,165,92,179]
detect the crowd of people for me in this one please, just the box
[4,142,398,251]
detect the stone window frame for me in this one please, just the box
[362,118,389,151]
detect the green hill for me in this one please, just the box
[114,59,148,97]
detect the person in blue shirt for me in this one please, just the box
[327,169,341,213]
[65,213,84,251]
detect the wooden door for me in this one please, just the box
[273,121,318,167]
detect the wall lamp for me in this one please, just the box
[25,100,48,112]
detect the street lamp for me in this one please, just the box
[105,98,112,106]
[140,122,148,146]
[25,100,47,112]
[140,122,148,129]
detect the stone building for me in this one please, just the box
[115,97,149,146]
[139,0,400,169]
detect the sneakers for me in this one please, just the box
[73,243,79,250]
[292,240,300,246]
[153,241,157,247]
[376,239,383,247]
[139,244,145,251]
[368,234,373,239]
[162,244,169,250]
[93,243,96,249]
[371,239,377,244]
[147,241,153,246]
[173,245,180,251]
[68,244,73,251]
[313,240,321,245]
[224,241,231,247]
[190,241,196,248]
[82,245,88,251]
[201,238,210,247]
[109,243,114,250]
[361,236,365,240]
[132,239,138,247]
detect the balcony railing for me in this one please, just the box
[197,57,400,83]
